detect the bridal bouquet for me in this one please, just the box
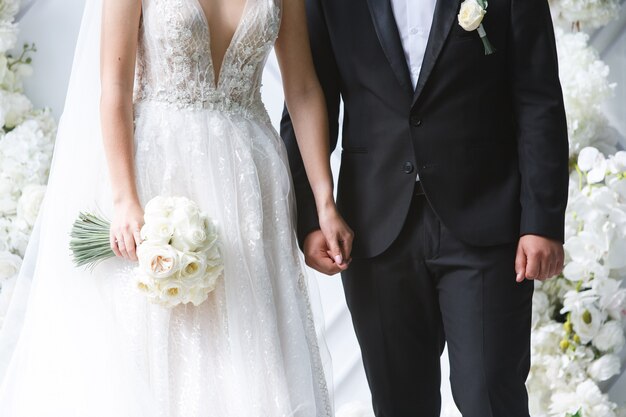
[70,196,224,308]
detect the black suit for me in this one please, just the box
[281,0,568,415]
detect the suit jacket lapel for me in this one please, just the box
[365,0,413,94]
[412,0,460,107]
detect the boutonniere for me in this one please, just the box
[458,0,496,55]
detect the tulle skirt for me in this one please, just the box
[0,101,332,417]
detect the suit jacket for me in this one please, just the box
[281,0,569,259]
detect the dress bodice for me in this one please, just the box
[134,0,281,121]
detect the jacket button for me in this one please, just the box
[410,116,422,127]
[403,162,414,174]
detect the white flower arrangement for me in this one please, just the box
[555,28,618,157]
[70,196,224,309]
[135,196,224,308]
[0,2,56,322]
[527,2,626,412]
[528,148,626,417]
[550,0,621,30]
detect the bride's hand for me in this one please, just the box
[110,199,144,261]
[318,207,354,268]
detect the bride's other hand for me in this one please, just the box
[319,207,354,268]
[110,200,144,262]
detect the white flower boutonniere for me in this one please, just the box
[458,0,496,55]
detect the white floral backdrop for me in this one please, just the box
[0,1,625,416]
[0,0,56,327]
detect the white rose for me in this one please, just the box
[170,205,207,252]
[177,226,208,252]
[592,321,625,352]
[202,267,222,293]
[16,184,46,226]
[0,251,21,281]
[186,286,210,307]
[144,196,174,220]
[587,354,621,382]
[179,253,207,285]
[135,273,155,294]
[137,243,180,280]
[156,279,186,307]
[458,0,486,32]
[140,218,174,244]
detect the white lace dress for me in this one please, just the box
[0,0,332,416]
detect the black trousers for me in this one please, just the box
[342,187,533,417]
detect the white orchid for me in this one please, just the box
[579,146,608,183]
[562,290,606,343]
[587,354,621,382]
[592,278,626,320]
[549,379,617,417]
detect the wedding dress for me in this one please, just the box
[0,0,333,416]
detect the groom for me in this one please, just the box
[281,0,568,416]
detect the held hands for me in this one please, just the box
[110,199,144,261]
[303,208,354,276]
[515,234,565,282]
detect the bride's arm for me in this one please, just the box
[275,0,353,270]
[100,0,143,261]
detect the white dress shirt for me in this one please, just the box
[390,0,438,89]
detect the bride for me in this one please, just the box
[0,0,354,415]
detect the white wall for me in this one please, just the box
[16,0,85,118]
[592,7,626,147]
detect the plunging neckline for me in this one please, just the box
[191,0,250,87]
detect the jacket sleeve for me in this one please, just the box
[509,0,570,242]
[280,0,341,249]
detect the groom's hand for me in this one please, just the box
[303,230,350,276]
[515,235,564,282]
